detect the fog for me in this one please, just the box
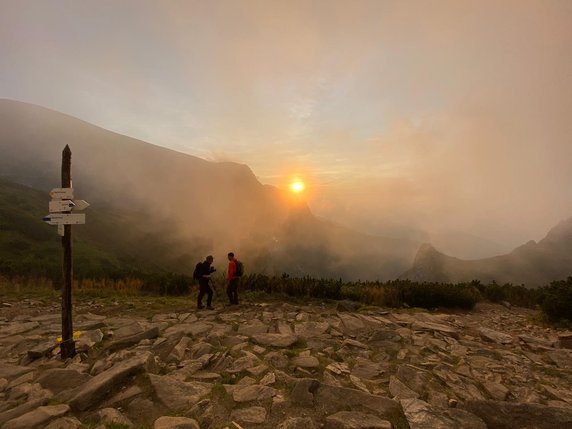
[1,0,571,260]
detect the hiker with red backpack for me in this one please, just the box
[226,252,243,305]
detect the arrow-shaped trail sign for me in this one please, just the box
[50,188,74,199]
[48,199,90,213]
[72,199,90,211]
[43,213,86,225]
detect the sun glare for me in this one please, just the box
[290,181,305,193]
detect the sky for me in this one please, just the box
[1,0,571,258]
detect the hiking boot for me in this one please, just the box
[197,305,205,310]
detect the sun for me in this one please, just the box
[290,180,305,193]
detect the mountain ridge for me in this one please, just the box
[0,99,418,280]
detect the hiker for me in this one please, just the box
[195,255,216,310]
[226,252,241,305]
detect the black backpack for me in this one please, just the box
[193,262,202,280]
[235,260,244,277]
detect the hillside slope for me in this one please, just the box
[401,218,572,286]
[0,99,418,280]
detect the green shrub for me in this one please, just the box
[542,277,572,323]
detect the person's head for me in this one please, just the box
[206,255,214,264]
[227,252,235,261]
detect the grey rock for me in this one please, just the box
[325,411,392,429]
[412,321,460,339]
[96,407,134,427]
[148,374,212,411]
[0,322,39,337]
[154,416,199,429]
[43,416,83,429]
[315,385,403,419]
[482,380,510,401]
[37,369,92,394]
[389,375,419,399]
[0,364,33,381]
[291,378,320,405]
[108,326,159,352]
[464,399,572,429]
[548,349,572,368]
[278,417,317,429]
[292,355,320,368]
[233,384,276,402]
[558,332,572,349]
[68,352,153,411]
[230,406,267,424]
[478,327,513,344]
[2,404,69,429]
[0,395,49,427]
[401,398,458,429]
[252,333,299,347]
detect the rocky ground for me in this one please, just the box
[1,296,572,429]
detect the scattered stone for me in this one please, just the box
[68,352,153,411]
[464,400,572,429]
[233,384,276,402]
[478,327,513,344]
[2,404,69,429]
[325,411,392,429]
[96,407,134,427]
[148,374,212,411]
[291,378,320,405]
[37,369,92,394]
[278,417,317,429]
[389,375,419,399]
[482,381,510,401]
[252,333,299,347]
[230,406,267,424]
[154,416,199,429]
[293,355,320,368]
[43,416,83,429]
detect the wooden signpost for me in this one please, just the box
[43,145,89,359]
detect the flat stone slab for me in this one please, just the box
[479,327,513,344]
[325,411,392,429]
[230,406,267,424]
[464,400,572,429]
[68,352,152,411]
[0,322,39,338]
[0,364,34,381]
[233,384,276,402]
[154,416,199,429]
[148,374,212,412]
[252,333,299,347]
[315,385,403,419]
[37,369,92,394]
[2,404,70,429]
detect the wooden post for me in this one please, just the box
[60,145,75,359]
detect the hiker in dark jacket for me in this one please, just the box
[196,255,216,310]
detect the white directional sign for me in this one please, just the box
[46,187,89,235]
[50,188,74,200]
[49,200,75,213]
[72,199,90,211]
[48,199,90,213]
[43,213,86,225]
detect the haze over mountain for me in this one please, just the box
[402,217,572,287]
[0,99,418,280]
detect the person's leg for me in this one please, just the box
[206,285,214,308]
[226,282,233,305]
[197,282,206,308]
[231,279,239,304]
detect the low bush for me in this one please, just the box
[541,277,572,323]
